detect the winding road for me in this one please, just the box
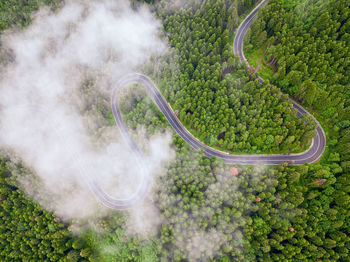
[233,0,326,165]
[6,0,324,210]
[94,0,327,209]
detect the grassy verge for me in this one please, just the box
[245,44,274,80]
[245,45,260,68]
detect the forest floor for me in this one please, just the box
[254,54,262,73]
[245,45,274,80]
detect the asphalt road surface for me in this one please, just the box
[90,0,326,209]
[233,0,326,165]
[1,1,326,211]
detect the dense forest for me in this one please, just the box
[150,0,316,154]
[247,0,350,163]
[0,0,349,261]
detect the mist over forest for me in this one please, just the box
[0,0,349,261]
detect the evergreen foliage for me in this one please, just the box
[0,0,349,261]
[152,0,314,154]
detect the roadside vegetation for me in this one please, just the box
[152,0,315,154]
[0,0,349,261]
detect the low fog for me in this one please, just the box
[0,0,280,260]
[0,0,173,222]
